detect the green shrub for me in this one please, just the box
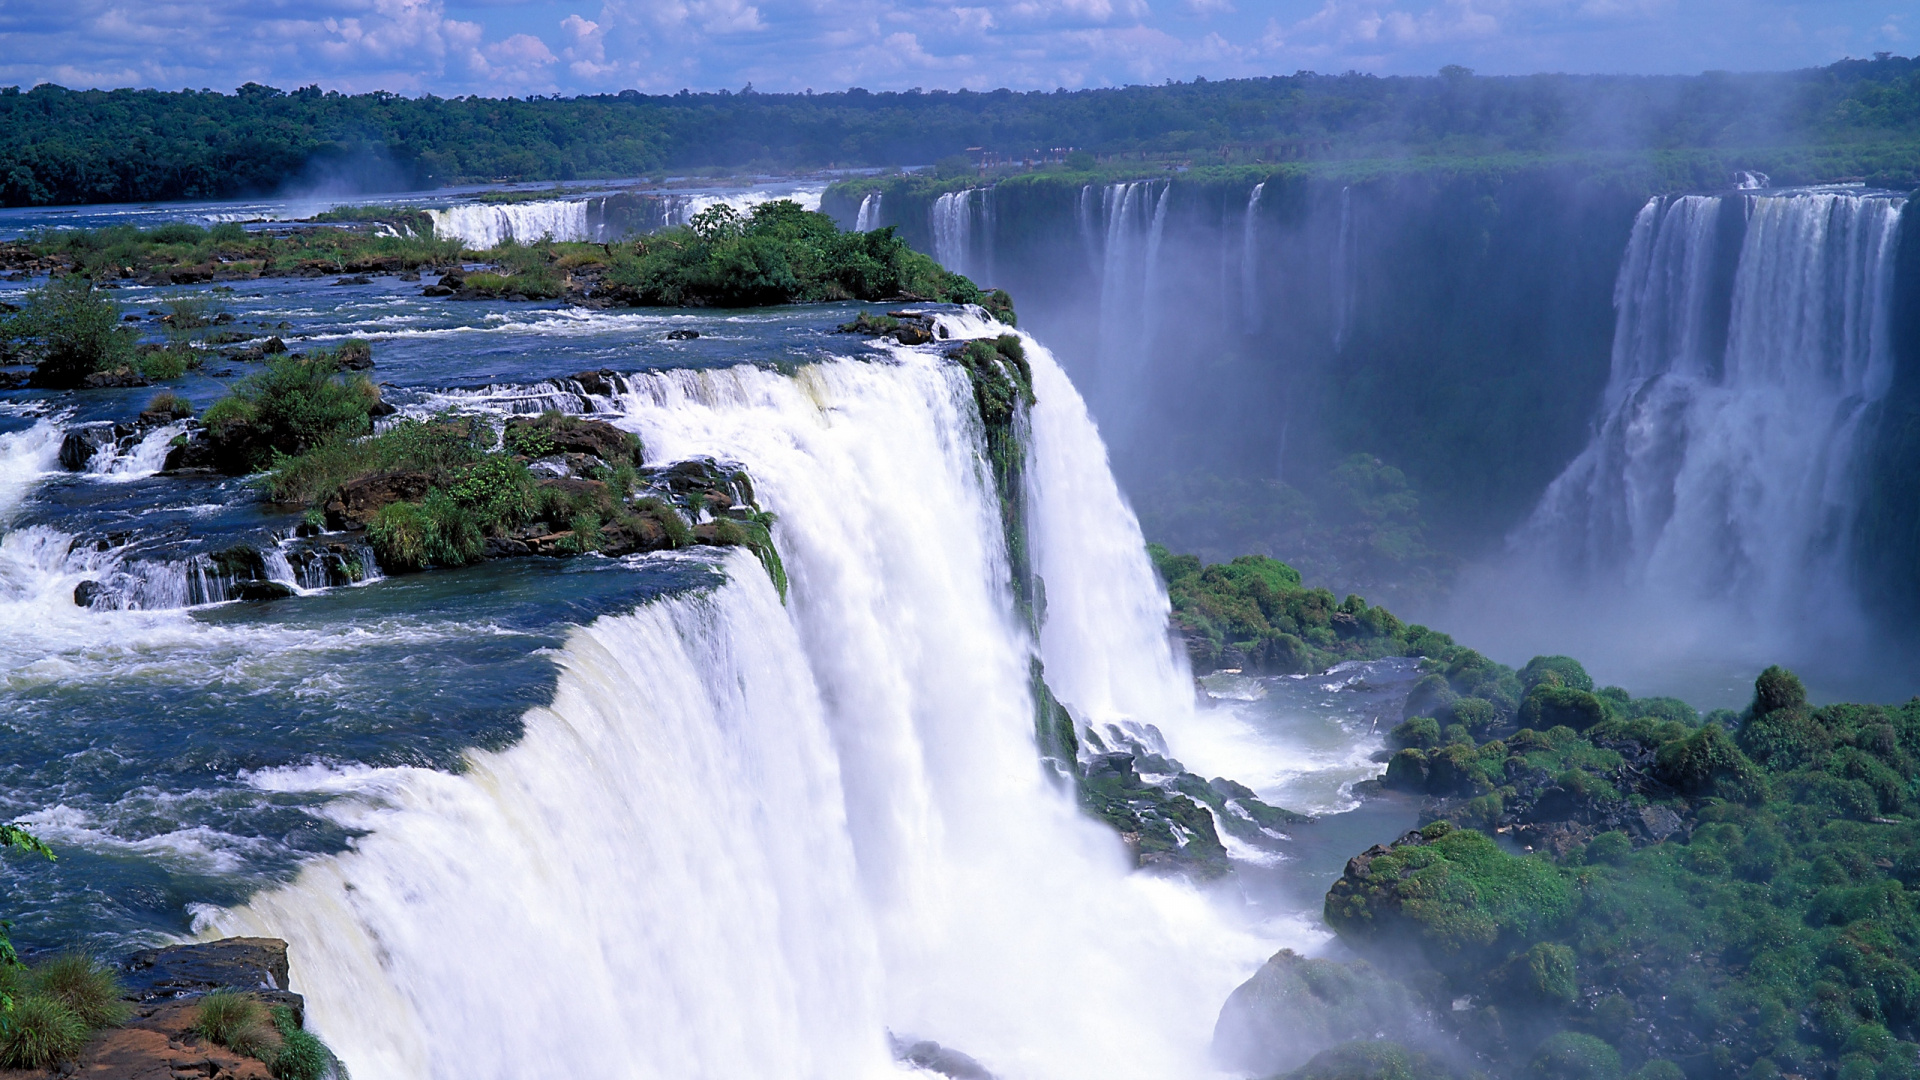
[1391,717,1441,750]
[1628,1062,1684,1080]
[1522,655,1594,693]
[148,223,208,244]
[1284,1040,1451,1080]
[30,953,129,1028]
[192,989,277,1060]
[144,390,195,420]
[1520,684,1609,731]
[3,277,136,387]
[0,993,88,1069]
[267,1005,343,1080]
[1753,665,1808,716]
[1527,1033,1621,1080]
[135,343,200,380]
[1655,724,1766,802]
[205,354,379,474]
[1584,831,1632,865]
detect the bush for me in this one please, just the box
[267,1005,344,1080]
[1284,1040,1452,1080]
[192,989,278,1060]
[4,277,136,387]
[144,390,195,420]
[1584,830,1632,865]
[0,993,88,1069]
[1655,724,1766,802]
[204,354,379,474]
[1391,716,1442,750]
[30,953,129,1027]
[1522,655,1594,693]
[1753,665,1808,716]
[1528,1033,1621,1080]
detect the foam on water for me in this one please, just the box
[205,330,1277,1080]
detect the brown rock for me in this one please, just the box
[326,470,433,526]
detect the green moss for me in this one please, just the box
[1527,1033,1620,1080]
[1283,1040,1454,1080]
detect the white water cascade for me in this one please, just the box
[204,329,1269,1080]
[1506,187,1905,659]
[930,189,993,283]
[1086,181,1170,434]
[854,192,883,232]
[426,200,591,248]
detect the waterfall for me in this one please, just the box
[931,190,974,277]
[203,334,1263,1080]
[1088,181,1169,432]
[1510,188,1905,649]
[85,422,188,482]
[1240,182,1264,327]
[0,419,64,521]
[427,200,591,248]
[854,193,882,232]
[1331,186,1356,352]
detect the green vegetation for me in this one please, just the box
[0,953,126,1070]
[1281,1040,1453,1080]
[7,56,1920,206]
[193,991,346,1080]
[1148,545,1418,674]
[5,220,461,282]
[595,201,987,307]
[0,277,135,386]
[1322,656,1920,1080]
[201,350,382,475]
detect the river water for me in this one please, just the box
[0,254,1419,1079]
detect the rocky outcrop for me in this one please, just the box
[502,413,642,466]
[1212,949,1424,1077]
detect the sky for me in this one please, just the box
[0,0,1911,98]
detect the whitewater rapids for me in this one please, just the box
[203,325,1273,1079]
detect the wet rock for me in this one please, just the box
[331,275,373,286]
[73,580,105,608]
[119,938,303,1025]
[893,1037,995,1080]
[334,339,374,370]
[421,284,455,297]
[60,422,121,470]
[81,366,152,389]
[664,328,700,340]
[230,580,295,602]
[569,369,621,397]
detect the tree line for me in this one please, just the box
[4,55,1920,207]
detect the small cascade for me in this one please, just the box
[0,419,66,521]
[853,192,882,232]
[1331,185,1356,352]
[84,422,187,482]
[1240,182,1265,327]
[1509,188,1905,651]
[1735,171,1771,190]
[427,201,591,248]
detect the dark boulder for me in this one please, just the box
[569,369,622,397]
[665,328,700,340]
[231,580,295,602]
[60,422,121,470]
[80,367,152,389]
[73,580,105,607]
[893,1037,995,1080]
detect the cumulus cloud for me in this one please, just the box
[0,0,1907,97]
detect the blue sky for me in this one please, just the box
[0,0,1911,97]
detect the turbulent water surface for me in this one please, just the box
[0,256,1418,1079]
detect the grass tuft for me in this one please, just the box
[30,952,130,1028]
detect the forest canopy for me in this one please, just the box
[5,54,1920,206]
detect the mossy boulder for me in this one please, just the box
[1213,951,1421,1076]
[503,412,642,466]
[1280,1040,1454,1080]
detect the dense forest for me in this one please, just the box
[5,55,1920,206]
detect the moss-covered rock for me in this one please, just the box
[1213,951,1422,1076]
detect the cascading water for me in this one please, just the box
[854,192,882,232]
[426,200,591,248]
[930,189,988,281]
[204,328,1271,1080]
[1500,187,1905,667]
[1240,182,1264,328]
[1089,181,1169,434]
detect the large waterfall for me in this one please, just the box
[930,189,993,284]
[203,326,1265,1080]
[1498,188,1905,668]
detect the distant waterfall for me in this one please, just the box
[1084,181,1170,428]
[427,200,591,247]
[1240,182,1265,327]
[1512,188,1905,640]
[206,332,1259,1080]
[930,189,993,282]
[854,193,882,232]
[1331,186,1356,352]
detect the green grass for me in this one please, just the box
[0,993,89,1069]
[30,953,130,1028]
